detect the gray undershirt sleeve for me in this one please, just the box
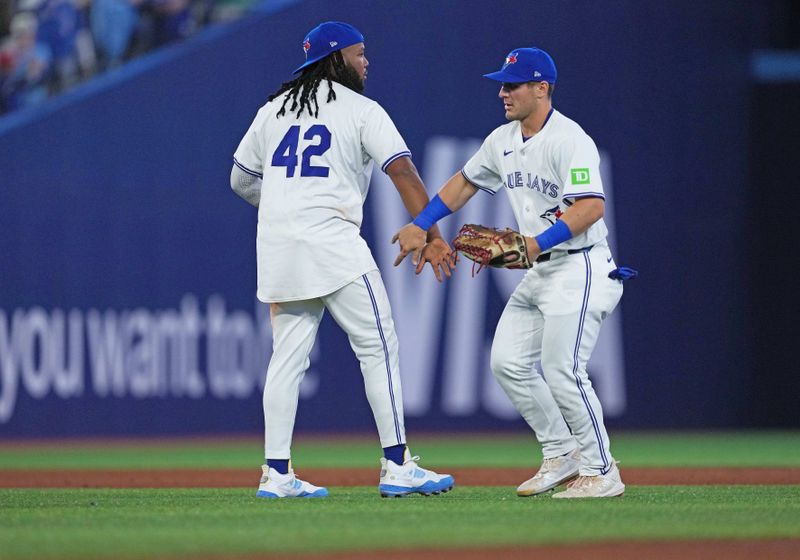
[230,165,261,207]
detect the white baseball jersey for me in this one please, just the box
[233,81,410,302]
[462,109,608,251]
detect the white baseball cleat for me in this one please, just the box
[255,465,329,498]
[551,461,625,499]
[378,456,455,497]
[517,448,581,497]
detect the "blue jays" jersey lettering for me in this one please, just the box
[504,172,560,198]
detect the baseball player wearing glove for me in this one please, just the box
[394,47,626,498]
[231,21,454,499]
[451,223,532,273]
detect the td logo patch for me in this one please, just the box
[570,168,590,185]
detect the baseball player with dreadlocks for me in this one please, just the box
[394,47,627,498]
[230,21,455,499]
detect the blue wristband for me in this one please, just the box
[412,194,453,231]
[534,220,573,252]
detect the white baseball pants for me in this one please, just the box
[490,242,623,475]
[263,269,405,459]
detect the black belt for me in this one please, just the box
[536,245,594,263]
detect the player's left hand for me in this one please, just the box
[392,223,427,266]
[416,238,457,282]
[452,224,533,271]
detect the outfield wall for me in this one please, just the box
[0,0,793,436]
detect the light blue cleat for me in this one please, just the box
[378,455,455,498]
[256,465,328,499]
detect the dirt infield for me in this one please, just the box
[204,539,800,560]
[2,466,800,488]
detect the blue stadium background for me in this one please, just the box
[1,0,798,436]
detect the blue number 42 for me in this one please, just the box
[271,124,331,178]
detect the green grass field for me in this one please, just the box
[2,487,799,558]
[1,432,799,559]
[2,431,799,469]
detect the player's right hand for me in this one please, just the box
[391,223,427,266]
[417,238,457,282]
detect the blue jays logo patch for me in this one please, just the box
[540,205,563,225]
[303,39,311,57]
[504,52,518,67]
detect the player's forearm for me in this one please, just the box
[524,197,605,258]
[397,182,445,241]
[438,172,478,213]
[387,158,444,241]
[559,197,604,236]
[230,165,261,207]
[406,172,477,234]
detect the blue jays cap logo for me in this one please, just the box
[484,47,557,84]
[303,38,311,58]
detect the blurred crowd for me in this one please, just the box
[0,0,251,115]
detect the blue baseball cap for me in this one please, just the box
[483,47,557,84]
[293,21,364,74]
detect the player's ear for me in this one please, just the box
[533,81,548,97]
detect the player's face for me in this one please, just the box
[498,81,546,121]
[340,42,369,87]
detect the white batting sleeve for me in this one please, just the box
[461,130,504,194]
[230,165,261,207]
[557,134,605,202]
[360,101,411,174]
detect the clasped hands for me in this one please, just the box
[391,223,457,282]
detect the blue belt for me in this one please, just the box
[536,245,594,263]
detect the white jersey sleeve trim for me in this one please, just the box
[380,150,412,173]
[565,191,606,200]
[461,169,497,196]
[233,156,263,179]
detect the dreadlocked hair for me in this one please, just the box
[268,51,350,119]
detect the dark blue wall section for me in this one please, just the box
[0,0,792,436]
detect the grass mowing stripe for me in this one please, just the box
[611,432,800,467]
[0,486,799,558]
[0,432,798,469]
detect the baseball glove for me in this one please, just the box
[452,224,532,274]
